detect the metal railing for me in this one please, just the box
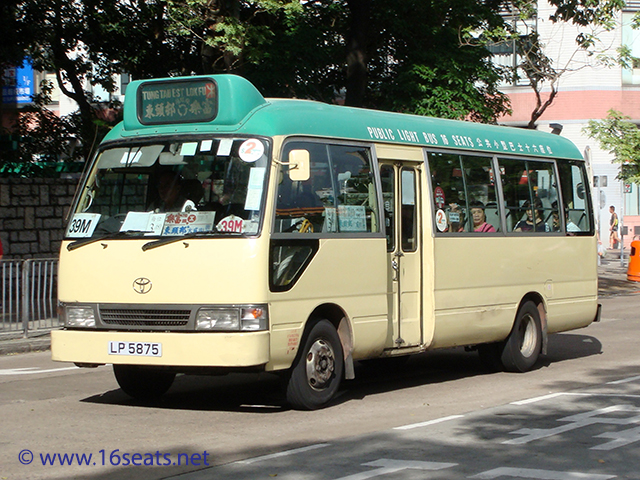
[1,258,59,336]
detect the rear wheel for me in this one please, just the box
[500,301,542,373]
[286,320,344,410]
[113,365,176,400]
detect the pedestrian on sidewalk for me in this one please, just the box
[609,205,619,249]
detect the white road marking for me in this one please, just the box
[510,393,588,405]
[332,458,457,480]
[469,467,615,479]
[234,443,330,464]
[511,392,640,406]
[593,424,640,450]
[0,366,79,376]
[394,415,464,430]
[504,405,640,448]
[608,375,640,385]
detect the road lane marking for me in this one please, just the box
[608,375,640,384]
[593,424,640,450]
[235,443,330,464]
[504,405,640,448]
[0,366,79,376]
[332,458,457,480]
[512,392,640,406]
[510,393,589,405]
[393,415,464,430]
[470,467,615,479]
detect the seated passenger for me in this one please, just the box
[470,201,496,232]
[552,210,580,232]
[514,199,549,232]
[150,171,193,212]
[447,203,466,232]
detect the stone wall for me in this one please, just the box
[0,178,78,259]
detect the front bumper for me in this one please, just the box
[51,329,270,367]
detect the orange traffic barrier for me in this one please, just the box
[628,240,640,282]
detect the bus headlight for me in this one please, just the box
[196,306,268,331]
[65,306,96,328]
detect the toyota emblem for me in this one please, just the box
[133,277,152,294]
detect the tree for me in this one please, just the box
[2,0,631,176]
[583,109,640,183]
[245,0,513,122]
[500,0,627,128]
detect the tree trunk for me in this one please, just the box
[526,86,558,129]
[345,0,372,107]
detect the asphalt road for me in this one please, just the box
[0,293,638,480]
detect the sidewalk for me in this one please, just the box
[597,248,640,297]
[1,258,638,357]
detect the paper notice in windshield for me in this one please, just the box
[162,212,215,236]
[244,167,265,211]
[120,212,165,235]
[338,205,366,232]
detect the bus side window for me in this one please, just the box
[275,142,379,234]
[499,158,558,233]
[380,165,395,251]
[427,152,497,233]
[329,145,380,233]
[557,162,592,234]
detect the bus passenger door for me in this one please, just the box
[380,163,422,348]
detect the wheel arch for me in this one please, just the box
[302,303,355,380]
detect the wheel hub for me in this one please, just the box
[519,313,537,358]
[305,339,335,390]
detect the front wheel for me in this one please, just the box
[501,301,543,373]
[286,320,344,410]
[113,365,176,400]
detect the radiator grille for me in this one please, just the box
[100,308,190,327]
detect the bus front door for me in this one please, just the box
[380,163,422,348]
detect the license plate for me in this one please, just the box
[108,341,162,357]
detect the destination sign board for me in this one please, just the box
[137,78,218,125]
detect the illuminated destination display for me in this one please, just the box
[137,78,218,125]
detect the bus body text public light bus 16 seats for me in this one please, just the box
[51,75,600,410]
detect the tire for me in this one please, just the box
[500,301,542,373]
[113,365,176,400]
[477,342,504,372]
[286,320,344,410]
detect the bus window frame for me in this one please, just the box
[555,159,595,236]
[425,148,504,236]
[272,137,385,240]
[495,154,563,236]
[426,148,595,238]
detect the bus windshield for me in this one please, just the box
[66,137,270,239]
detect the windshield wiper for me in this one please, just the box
[67,230,152,251]
[141,229,234,251]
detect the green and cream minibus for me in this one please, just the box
[52,75,600,409]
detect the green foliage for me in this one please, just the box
[583,110,640,183]
[1,0,632,177]
[1,82,80,177]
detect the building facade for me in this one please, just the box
[496,0,640,247]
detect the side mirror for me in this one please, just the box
[288,149,310,182]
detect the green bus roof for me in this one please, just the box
[105,74,583,161]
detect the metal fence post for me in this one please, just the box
[21,260,31,337]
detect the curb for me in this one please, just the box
[0,334,52,356]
